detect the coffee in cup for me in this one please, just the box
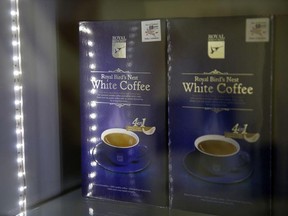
[103,132,137,148]
[194,135,242,176]
[197,139,238,156]
[101,128,139,148]
[195,135,239,157]
[101,128,142,166]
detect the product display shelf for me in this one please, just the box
[26,188,212,216]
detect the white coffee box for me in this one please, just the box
[167,16,273,216]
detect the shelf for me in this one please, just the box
[27,188,211,216]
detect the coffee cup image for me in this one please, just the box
[194,135,249,176]
[101,128,145,166]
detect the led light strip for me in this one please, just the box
[10,0,27,216]
[80,24,98,197]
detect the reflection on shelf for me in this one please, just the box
[27,189,213,216]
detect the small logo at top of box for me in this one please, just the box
[208,34,225,59]
[141,20,161,42]
[246,18,270,42]
[112,36,126,58]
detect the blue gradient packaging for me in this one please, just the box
[79,20,168,206]
[167,17,273,215]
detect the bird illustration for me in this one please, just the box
[114,46,125,54]
[210,46,223,54]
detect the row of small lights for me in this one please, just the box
[79,23,139,199]
[10,8,97,216]
[79,24,98,197]
[80,24,141,214]
[79,24,98,135]
[10,0,27,216]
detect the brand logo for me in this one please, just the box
[246,18,270,42]
[208,34,225,59]
[112,36,126,58]
[141,20,161,42]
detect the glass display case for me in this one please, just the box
[0,0,287,215]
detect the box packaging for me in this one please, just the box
[79,20,168,206]
[167,17,273,215]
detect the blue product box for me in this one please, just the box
[167,17,273,215]
[79,20,168,206]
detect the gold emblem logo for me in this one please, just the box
[208,34,225,59]
[112,36,126,58]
